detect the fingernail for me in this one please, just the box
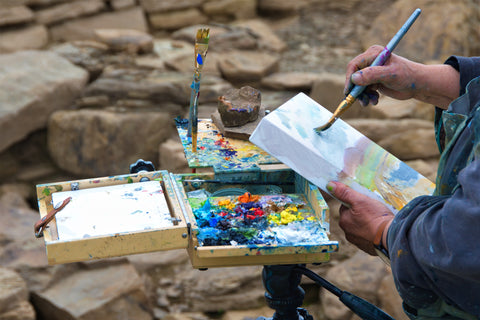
[326,182,336,194]
[351,71,361,83]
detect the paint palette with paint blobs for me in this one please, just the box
[188,193,327,247]
[171,169,339,269]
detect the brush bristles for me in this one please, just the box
[314,121,334,133]
[196,28,210,44]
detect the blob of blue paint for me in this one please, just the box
[174,116,189,129]
[197,54,203,65]
[220,148,237,157]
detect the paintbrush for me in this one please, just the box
[315,8,421,133]
[187,28,210,152]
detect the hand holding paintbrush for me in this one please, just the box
[315,8,421,132]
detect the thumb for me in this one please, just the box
[326,181,365,205]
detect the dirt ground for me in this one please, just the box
[274,0,397,74]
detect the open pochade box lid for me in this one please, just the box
[173,118,339,268]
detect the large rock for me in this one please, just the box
[217,50,280,85]
[93,28,154,54]
[0,24,48,53]
[171,24,259,52]
[111,0,136,10]
[0,267,35,320]
[82,67,230,107]
[50,41,109,80]
[202,0,257,21]
[0,192,48,269]
[310,73,365,119]
[158,139,189,173]
[347,118,434,144]
[83,68,191,106]
[234,19,287,53]
[139,0,204,13]
[175,266,265,312]
[257,0,309,14]
[148,8,208,31]
[0,129,57,184]
[164,50,221,77]
[47,109,174,176]
[135,38,192,70]
[31,261,153,320]
[0,50,88,153]
[34,0,105,25]
[261,72,322,91]
[362,0,480,62]
[49,6,148,42]
[378,127,439,161]
[0,5,33,27]
[348,118,439,161]
[370,96,436,122]
[308,0,361,11]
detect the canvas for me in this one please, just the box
[51,180,173,241]
[249,93,435,213]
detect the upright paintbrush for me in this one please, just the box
[187,28,210,152]
[315,8,421,133]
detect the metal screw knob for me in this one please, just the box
[129,159,155,173]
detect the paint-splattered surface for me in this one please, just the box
[189,192,330,246]
[250,93,435,212]
[51,181,173,241]
[176,118,279,169]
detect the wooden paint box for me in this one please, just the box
[170,166,338,269]
[36,167,339,267]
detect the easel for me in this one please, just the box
[129,161,394,320]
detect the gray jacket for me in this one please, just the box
[388,56,480,319]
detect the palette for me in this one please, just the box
[250,93,435,212]
[171,169,338,268]
[176,118,279,169]
[188,193,323,247]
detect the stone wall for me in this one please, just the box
[0,0,308,53]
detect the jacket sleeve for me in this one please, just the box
[387,157,480,315]
[386,56,480,316]
[444,56,480,95]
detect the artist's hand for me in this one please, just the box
[327,181,394,256]
[344,45,420,106]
